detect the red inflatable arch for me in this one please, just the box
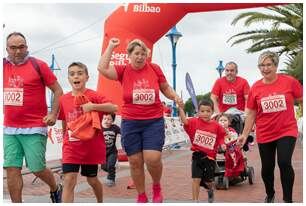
[97,3,282,113]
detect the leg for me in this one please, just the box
[33,168,57,192]
[6,167,23,203]
[3,134,24,203]
[62,172,78,202]
[128,152,145,194]
[21,134,57,192]
[81,164,102,203]
[87,177,103,202]
[276,136,296,202]
[258,141,277,198]
[107,152,118,181]
[143,150,163,184]
[192,178,201,201]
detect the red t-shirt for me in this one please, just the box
[3,58,57,127]
[58,89,108,164]
[211,76,250,112]
[184,117,226,159]
[115,62,167,120]
[247,74,303,143]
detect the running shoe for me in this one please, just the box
[152,184,163,203]
[264,194,275,203]
[207,189,214,203]
[50,184,63,203]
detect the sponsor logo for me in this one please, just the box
[110,51,128,66]
[123,3,161,13]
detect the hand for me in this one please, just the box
[221,144,227,151]
[80,102,94,113]
[109,38,120,48]
[43,113,57,126]
[175,96,184,109]
[211,112,219,120]
[237,134,247,148]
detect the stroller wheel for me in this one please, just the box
[248,166,255,185]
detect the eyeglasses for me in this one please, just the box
[258,63,274,68]
[8,45,27,51]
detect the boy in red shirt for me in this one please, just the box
[58,62,117,202]
[178,99,226,203]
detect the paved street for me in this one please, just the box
[3,140,303,203]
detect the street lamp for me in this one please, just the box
[216,60,224,78]
[166,25,182,117]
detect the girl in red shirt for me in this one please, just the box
[238,51,303,203]
[98,38,183,203]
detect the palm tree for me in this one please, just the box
[228,4,303,83]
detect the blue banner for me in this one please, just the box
[185,72,198,112]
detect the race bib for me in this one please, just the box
[225,131,238,144]
[222,93,237,105]
[68,130,80,142]
[193,130,217,150]
[4,88,24,106]
[132,89,155,105]
[261,95,287,113]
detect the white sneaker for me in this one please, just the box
[105,179,115,187]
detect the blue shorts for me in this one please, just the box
[121,117,165,156]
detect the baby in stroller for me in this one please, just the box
[214,111,255,189]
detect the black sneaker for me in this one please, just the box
[264,194,275,203]
[50,184,63,203]
[207,189,214,203]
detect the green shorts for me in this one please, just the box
[4,134,47,173]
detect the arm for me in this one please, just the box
[160,82,184,108]
[178,106,188,125]
[81,102,118,113]
[210,94,220,114]
[43,81,63,126]
[237,108,256,146]
[244,94,248,113]
[97,38,120,80]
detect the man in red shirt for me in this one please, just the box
[3,32,63,203]
[211,62,250,114]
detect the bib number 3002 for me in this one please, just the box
[133,89,155,105]
[261,94,287,113]
[193,130,217,150]
[4,88,24,106]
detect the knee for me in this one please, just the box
[278,159,292,170]
[87,177,100,187]
[63,175,77,189]
[33,168,47,177]
[129,156,144,170]
[145,157,162,168]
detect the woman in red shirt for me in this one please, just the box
[238,51,303,203]
[98,38,183,203]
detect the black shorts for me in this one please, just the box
[62,164,98,177]
[191,151,215,182]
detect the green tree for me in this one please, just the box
[184,92,211,116]
[228,3,303,84]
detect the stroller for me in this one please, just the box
[214,108,255,190]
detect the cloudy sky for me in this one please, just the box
[3,2,296,105]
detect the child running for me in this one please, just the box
[58,62,118,202]
[101,113,121,187]
[178,99,226,203]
